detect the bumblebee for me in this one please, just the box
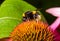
[22,10,41,21]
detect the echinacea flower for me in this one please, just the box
[46,7,60,31]
[9,20,54,41]
[46,7,60,41]
[0,37,10,41]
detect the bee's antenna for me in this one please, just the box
[35,8,42,11]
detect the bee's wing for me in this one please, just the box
[46,7,60,17]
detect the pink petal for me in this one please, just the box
[46,7,60,17]
[0,37,10,41]
[54,24,60,41]
[49,18,60,31]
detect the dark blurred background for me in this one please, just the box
[0,0,5,5]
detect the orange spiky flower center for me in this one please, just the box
[10,20,54,41]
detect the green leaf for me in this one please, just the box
[0,0,46,38]
[0,0,36,38]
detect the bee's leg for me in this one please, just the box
[22,17,27,22]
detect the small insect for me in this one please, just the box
[22,10,41,22]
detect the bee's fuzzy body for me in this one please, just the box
[22,11,41,21]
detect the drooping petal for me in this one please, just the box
[54,24,60,41]
[0,37,10,41]
[46,7,60,41]
[49,18,60,31]
[46,7,60,17]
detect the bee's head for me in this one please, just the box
[22,10,41,21]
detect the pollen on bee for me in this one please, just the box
[32,11,37,14]
[23,13,25,17]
